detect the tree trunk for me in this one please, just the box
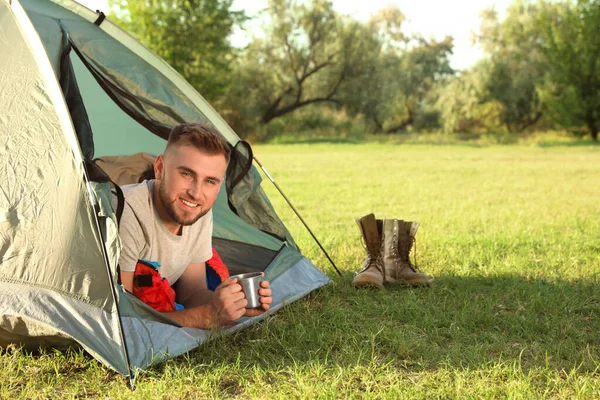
[260,97,341,124]
[385,112,414,134]
[517,111,543,132]
[586,115,598,141]
[371,115,384,133]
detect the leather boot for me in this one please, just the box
[352,213,385,289]
[382,218,432,287]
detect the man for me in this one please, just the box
[118,123,272,328]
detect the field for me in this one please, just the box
[2,137,599,398]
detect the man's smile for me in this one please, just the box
[180,197,200,208]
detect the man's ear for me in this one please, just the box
[154,154,165,180]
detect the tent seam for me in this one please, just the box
[0,276,103,307]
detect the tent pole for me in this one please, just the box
[253,156,342,277]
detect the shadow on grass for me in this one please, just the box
[189,273,599,375]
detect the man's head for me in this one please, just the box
[153,123,230,233]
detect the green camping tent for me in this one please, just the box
[0,0,331,380]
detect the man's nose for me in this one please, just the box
[186,181,203,200]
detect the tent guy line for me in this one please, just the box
[254,156,342,276]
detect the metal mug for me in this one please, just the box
[230,272,263,309]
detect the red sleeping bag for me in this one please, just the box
[132,247,230,312]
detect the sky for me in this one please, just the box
[78,0,513,71]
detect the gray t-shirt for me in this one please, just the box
[118,180,213,284]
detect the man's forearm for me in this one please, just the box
[178,288,214,308]
[165,277,247,328]
[163,304,218,329]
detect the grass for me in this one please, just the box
[2,137,599,398]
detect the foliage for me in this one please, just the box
[244,105,368,144]
[340,9,454,133]
[106,0,600,141]
[536,0,600,140]
[108,0,245,104]
[225,2,453,135]
[476,0,546,132]
[224,0,364,129]
[474,0,600,141]
[433,61,505,133]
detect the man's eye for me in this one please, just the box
[181,171,192,178]
[207,179,218,185]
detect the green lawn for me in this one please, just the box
[2,140,599,398]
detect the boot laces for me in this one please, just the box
[358,233,385,277]
[409,235,420,272]
[397,234,420,273]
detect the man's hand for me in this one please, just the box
[208,277,248,326]
[162,272,273,328]
[244,276,272,317]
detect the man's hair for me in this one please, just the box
[166,123,230,163]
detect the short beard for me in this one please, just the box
[158,181,209,226]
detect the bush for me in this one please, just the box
[238,105,368,143]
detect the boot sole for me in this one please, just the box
[352,277,384,290]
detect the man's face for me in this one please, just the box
[154,144,227,231]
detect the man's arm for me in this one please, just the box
[164,277,247,328]
[121,263,250,328]
[172,262,213,307]
[164,263,274,327]
[120,263,273,328]
[121,271,134,293]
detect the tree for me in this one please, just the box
[389,36,454,133]
[109,0,245,104]
[341,16,454,133]
[433,60,505,133]
[476,0,546,132]
[226,0,382,126]
[537,0,600,140]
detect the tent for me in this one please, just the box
[0,0,331,380]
